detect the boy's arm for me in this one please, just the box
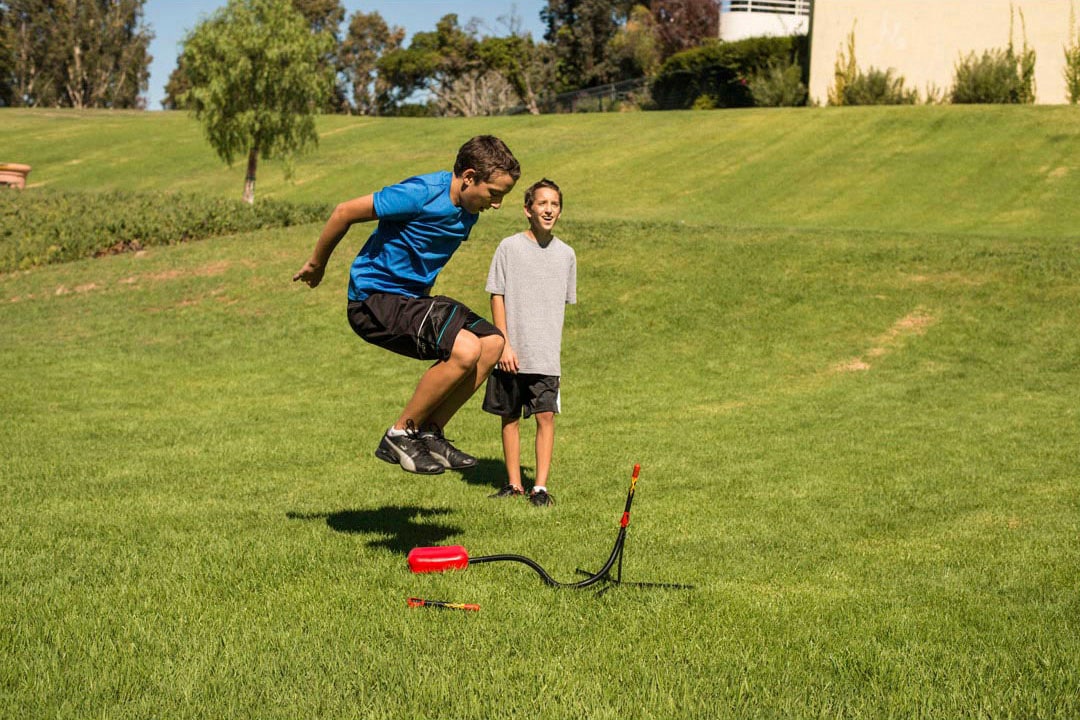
[490,293,519,373]
[293,194,377,288]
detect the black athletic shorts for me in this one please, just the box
[483,370,560,419]
[347,293,502,362]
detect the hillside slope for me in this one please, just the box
[3,106,1079,237]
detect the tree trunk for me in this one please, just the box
[521,65,541,115]
[243,146,259,204]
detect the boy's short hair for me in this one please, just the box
[524,178,563,209]
[454,135,521,182]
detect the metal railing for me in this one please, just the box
[503,77,652,115]
[725,0,811,16]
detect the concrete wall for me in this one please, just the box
[808,0,1076,104]
[719,10,810,42]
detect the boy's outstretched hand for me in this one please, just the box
[293,260,325,288]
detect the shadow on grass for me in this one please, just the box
[458,457,512,490]
[286,506,462,555]
[459,458,537,490]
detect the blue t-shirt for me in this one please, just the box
[348,171,478,301]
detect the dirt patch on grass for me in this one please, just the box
[144,286,234,314]
[51,282,101,296]
[834,358,872,372]
[7,260,236,303]
[833,308,936,373]
[887,309,934,337]
[145,261,232,283]
[905,271,986,287]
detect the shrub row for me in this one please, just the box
[651,35,809,110]
[0,190,331,272]
[652,16,1046,109]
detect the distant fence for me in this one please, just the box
[505,77,652,115]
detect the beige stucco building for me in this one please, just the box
[807,0,1076,104]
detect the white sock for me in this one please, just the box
[386,426,408,438]
[532,486,547,494]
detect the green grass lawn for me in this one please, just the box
[2,107,1079,718]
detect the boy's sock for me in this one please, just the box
[386,426,408,438]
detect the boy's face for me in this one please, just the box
[459,170,516,214]
[524,186,562,235]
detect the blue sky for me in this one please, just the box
[143,1,548,110]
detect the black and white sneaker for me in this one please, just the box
[419,424,478,470]
[375,424,444,475]
[489,484,526,499]
[529,488,555,507]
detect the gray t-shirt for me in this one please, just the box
[485,232,577,376]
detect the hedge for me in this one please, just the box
[651,34,809,110]
[0,190,331,272]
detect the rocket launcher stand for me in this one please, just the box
[407,465,693,593]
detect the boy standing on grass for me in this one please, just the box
[293,136,520,475]
[483,179,576,507]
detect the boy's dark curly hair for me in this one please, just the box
[454,135,521,182]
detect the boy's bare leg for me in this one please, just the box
[394,331,486,431]
[533,411,555,490]
[394,331,502,431]
[425,332,503,430]
[501,416,523,490]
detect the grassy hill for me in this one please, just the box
[4,105,1080,236]
[2,107,1078,718]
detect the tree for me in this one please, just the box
[340,10,404,115]
[1,0,152,108]
[541,0,635,90]
[162,54,191,110]
[377,13,555,117]
[607,4,661,81]
[378,14,482,116]
[1,0,58,107]
[478,34,556,115]
[651,0,717,60]
[166,0,345,113]
[181,0,333,204]
[0,4,14,106]
[289,0,347,112]
[289,0,343,35]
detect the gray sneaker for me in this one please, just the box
[375,425,444,475]
[419,424,478,470]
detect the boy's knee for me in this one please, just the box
[534,411,555,427]
[450,331,483,367]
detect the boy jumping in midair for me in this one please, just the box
[293,136,520,475]
[483,179,576,506]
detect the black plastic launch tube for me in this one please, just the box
[468,464,639,588]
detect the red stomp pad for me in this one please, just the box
[408,545,470,573]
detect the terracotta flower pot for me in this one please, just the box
[0,163,32,189]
